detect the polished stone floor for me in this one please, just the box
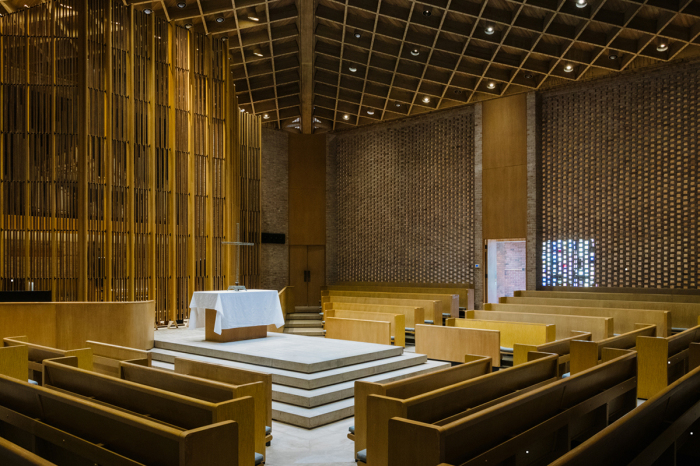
[265,417,356,466]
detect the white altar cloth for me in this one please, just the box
[188,290,285,335]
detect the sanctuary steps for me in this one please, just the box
[284,306,325,337]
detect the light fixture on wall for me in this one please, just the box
[575,0,587,8]
[422,96,430,103]
[564,64,574,72]
[143,8,152,14]
[349,65,357,72]
[253,47,264,57]
[177,1,186,8]
[485,25,495,35]
[657,42,669,52]
[216,16,225,23]
[486,82,496,89]
[410,48,420,56]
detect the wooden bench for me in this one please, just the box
[324,295,441,326]
[387,351,638,466]
[504,295,696,330]
[513,331,593,376]
[447,318,556,348]
[365,354,559,466]
[86,340,152,377]
[323,290,458,322]
[550,365,700,466]
[322,301,425,332]
[118,359,268,459]
[352,356,493,460]
[3,336,93,383]
[325,317,393,346]
[41,358,257,466]
[570,324,657,375]
[469,309,613,341]
[172,357,274,447]
[0,374,238,466]
[0,344,28,381]
[487,301,672,337]
[415,324,501,366]
[324,284,474,310]
[516,289,700,304]
[0,436,58,466]
[326,310,405,346]
[637,320,700,399]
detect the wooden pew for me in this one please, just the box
[86,340,152,377]
[446,318,556,348]
[324,295,441,326]
[326,310,405,346]
[467,309,612,341]
[366,354,559,466]
[570,324,657,375]
[3,336,93,383]
[415,324,501,366]
[486,302,671,337]
[173,357,274,447]
[322,301,425,332]
[503,295,695,330]
[325,317,392,345]
[324,284,474,310]
[513,331,592,376]
[637,321,700,399]
[352,356,493,460]
[41,358,256,466]
[0,344,28,381]
[550,365,700,466]
[323,290,458,322]
[118,359,267,459]
[0,436,58,466]
[0,374,238,466]
[387,351,638,466]
[516,289,700,304]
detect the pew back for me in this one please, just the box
[323,290,458,321]
[415,324,501,366]
[0,344,28,381]
[447,318,555,348]
[569,324,657,375]
[486,302,671,336]
[326,310,405,346]
[513,331,592,376]
[87,340,151,377]
[516,289,700,304]
[3,336,93,383]
[324,284,473,309]
[324,296,441,325]
[322,301,425,330]
[0,436,58,466]
[325,317,392,345]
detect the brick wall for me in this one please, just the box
[260,128,289,291]
[496,241,526,298]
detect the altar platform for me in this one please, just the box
[152,329,449,428]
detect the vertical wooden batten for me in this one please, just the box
[77,0,88,301]
[126,5,136,301]
[104,0,113,301]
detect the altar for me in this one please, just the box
[188,289,285,342]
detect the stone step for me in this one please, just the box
[283,327,326,336]
[294,306,322,312]
[285,312,323,320]
[284,320,324,329]
[150,349,427,389]
[272,398,354,429]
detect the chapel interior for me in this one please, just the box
[0,0,699,465]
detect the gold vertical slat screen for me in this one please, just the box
[0,0,261,324]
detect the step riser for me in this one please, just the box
[273,403,354,429]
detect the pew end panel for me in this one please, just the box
[690,342,700,371]
[325,317,392,345]
[637,336,673,400]
[326,310,405,347]
[387,418,443,466]
[415,324,501,366]
[180,421,239,466]
[0,345,29,381]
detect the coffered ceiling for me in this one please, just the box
[4,0,700,133]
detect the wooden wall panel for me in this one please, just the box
[288,133,325,246]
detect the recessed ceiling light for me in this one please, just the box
[410,48,420,56]
[263,114,270,119]
[216,16,225,23]
[240,108,245,113]
[608,53,618,60]
[422,6,431,16]
[349,66,357,72]
[247,8,260,21]
[367,109,375,115]
[253,47,263,57]
[564,64,574,72]
[657,42,669,52]
[185,23,192,29]
[343,114,350,120]
[525,73,533,79]
[422,96,430,103]
[487,82,496,89]
[144,8,152,14]
[222,36,228,41]
[575,0,587,8]
[454,89,462,94]
[354,30,362,39]
[395,102,401,107]
[177,1,186,8]
[485,25,495,35]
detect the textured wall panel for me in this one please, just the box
[540,61,699,289]
[334,109,475,284]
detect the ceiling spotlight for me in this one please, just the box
[487,82,496,89]
[422,96,430,104]
[343,114,350,120]
[454,89,462,94]
[177,1,186,8]
[575,0,587,8]
[367,109,375,115]
[395,102,401,107]
[263,114,270,119]
[253,47,264,57]
[185,23,192,29]
[657,42,669,52]
[410,48,420,56]
[222,36,228,41]
[422,6,432,16]
[143,8,152,14]
[349,66,357,72]
[240,108,245,113]
[247,9,260,21]
[564,64,574,73]
[525,73,533,79]
[354,30,362,39]
[216,16,225,23]
[485,25,495,35]
[608,53,618,60]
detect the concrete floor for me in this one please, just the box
[265,417,356,466]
